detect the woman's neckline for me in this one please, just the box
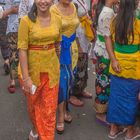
[55,3,75,17]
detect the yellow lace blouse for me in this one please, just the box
[110,18,140,80]
[50,3,79,68]
[18,13,62,87]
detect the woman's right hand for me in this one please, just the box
[10,6,19,14]
[23,77,33,94]
[111,59,121,73]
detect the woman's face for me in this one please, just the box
[35,0,53,12]
[59,0,72,5]
[136,0,140,9]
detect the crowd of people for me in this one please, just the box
[0,0,140,140]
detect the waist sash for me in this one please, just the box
[80,15,94,41]
[60,33,76,65]
[29,44,55,50]
[97,34,105,42]
[114,43,140,54]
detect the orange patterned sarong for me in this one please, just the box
[20,73,58,140]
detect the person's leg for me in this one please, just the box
[72,53,89,95]
[107,75,140,139]
[64,102,72,123]
[70,53,90,106]
[27,73,59,140]
[125,82,140,139]
[57,65,71,133]
[7,32,19,93]
[95,56,110,124]
[0,18,10,74]
[57,102,65,133]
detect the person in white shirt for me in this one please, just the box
[6,0,20,94]
[0,1,19,74]
[93,0,118,125]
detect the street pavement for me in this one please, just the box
[0,54,139,140]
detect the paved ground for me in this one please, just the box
[0,54,139,140]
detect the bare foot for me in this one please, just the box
[64,112,72,123]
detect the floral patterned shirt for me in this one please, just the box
[6,0,20,34]
[18,0,34,19]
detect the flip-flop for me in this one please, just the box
[108,128,127,139]
[28,130,38,140]
[8,85,16,93]
[80,91,92,99]
[69,96,84,107]
[125,128,140,140]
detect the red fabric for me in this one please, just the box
[19,73,58,140]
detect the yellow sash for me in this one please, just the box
[80,15,94,41]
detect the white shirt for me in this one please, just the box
[94,6,115,59]
[0,5,3,18]
[18,0,34,18]
[97,6,114,37]
[6,0,21,34]
[73,0,90,53]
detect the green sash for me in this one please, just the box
[114,43,140,54]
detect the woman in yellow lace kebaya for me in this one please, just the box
[18,0,62,140]
[51,0,79,134]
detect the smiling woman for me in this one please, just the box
[18,0,62,140]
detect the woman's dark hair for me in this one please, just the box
[74,3,78,11]
[114,0,137,44]
[94,0,105,27]
[28,3,37,22]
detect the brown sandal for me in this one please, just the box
[81,91,92,99]
[69,96,84,107]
